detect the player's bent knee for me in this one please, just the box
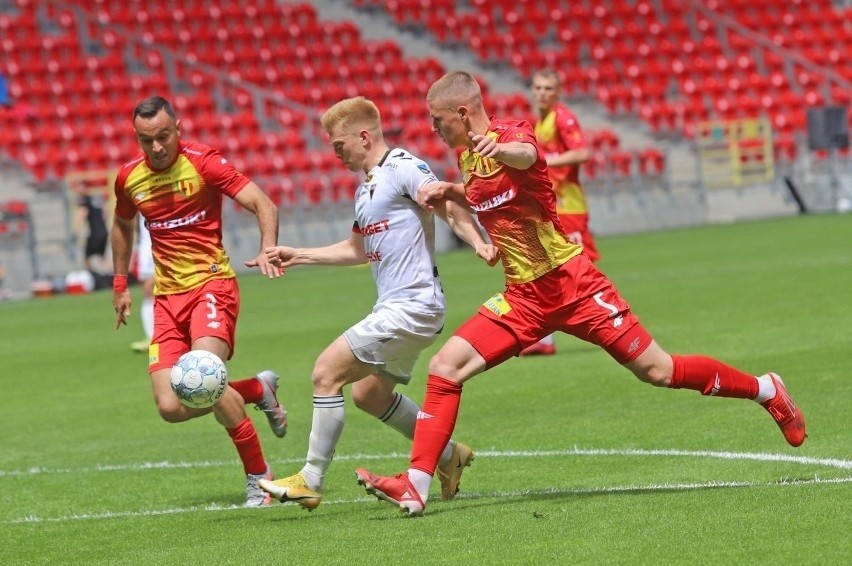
[157,407,191,423]
[426,356,466,383]
[426,356,451,379]
[155,396,193,423]
[310,369,347,396]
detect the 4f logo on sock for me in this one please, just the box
[710,373,721,396]
[416,411,435,420]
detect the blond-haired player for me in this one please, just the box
[253,97,498,510]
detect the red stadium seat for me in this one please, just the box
[1,0,843,187]
[301,177,327,205]
[583,152,607,180]
[610,151,634,177]
[591,129,620,152]
[774,136,797,162]
[329,171,359,202]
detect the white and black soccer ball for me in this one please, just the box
[169,350,228,409]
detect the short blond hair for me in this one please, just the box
[320,96,382,136]
[426,71,483,108]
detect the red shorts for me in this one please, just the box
[148,277,240,373]
[558,213,600,262]
[455,254,652,368]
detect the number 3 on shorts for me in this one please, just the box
[205,293,218,320]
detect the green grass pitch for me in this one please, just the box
[1,214,850,564]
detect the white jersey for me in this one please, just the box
[353,148,446,315]
[136,219,154,280]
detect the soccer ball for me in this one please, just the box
[169,350,228,408]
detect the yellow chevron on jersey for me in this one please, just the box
[533,105,587,214]
[460,132,504,184]
[124,157,201,203]
[555,181,588,215]
[534,111,558,144]
[494,219,580,283]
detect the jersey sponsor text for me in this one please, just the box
[360,219,391,236]
[471,187,516,212]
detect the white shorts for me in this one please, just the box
[343,304,444,384]
[137,221,154,280]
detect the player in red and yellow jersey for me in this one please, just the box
[531,68,598,261]
[110,96,287,506]
[355,71,806,517]
[522,68,597,356]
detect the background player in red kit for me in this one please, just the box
[110,96,287,506]
[355,71,806,516]
[522,68,595,356]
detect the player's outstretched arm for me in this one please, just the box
[416,181,467,211]
[469,131,537,170]
[264,232,368,269]
[110,214,135,329]
[235,182,283,278]
[431,198,500,267]
[547,147,590,168]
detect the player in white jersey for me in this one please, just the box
[249,96,499,511]
[130,219,155,352]
[357,146,446,313]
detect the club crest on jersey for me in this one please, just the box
[176,179,197,196]
[483,292,511,316]
[361,173,376,198]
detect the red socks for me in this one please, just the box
[670,355,758,399]
[410,375,463,475]
[228,377,263,405]
[227,417,266,475]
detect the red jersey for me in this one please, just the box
[534,104,589,215]
[113,140,250,295]
[459,118,582,285]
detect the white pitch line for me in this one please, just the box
[2,447,851,477]
[474,447,852,470]
[9,475,852,524]
[5,448,851,524]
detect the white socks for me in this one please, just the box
[381,392,454,464]
[754,376,777,404]
[302,392,455,497]
[408,469,433,502]
[380,392,419,438]
[302,394,345,491]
